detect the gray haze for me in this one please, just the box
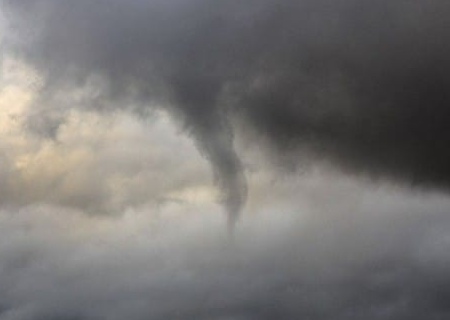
[0,175,450,320]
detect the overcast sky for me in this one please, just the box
[1,1,450,319]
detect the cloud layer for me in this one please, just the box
[1,176,450,320]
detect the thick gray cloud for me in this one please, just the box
[3,0,450,222]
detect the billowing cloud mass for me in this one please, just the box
[1,0,450,319]
[3,0,450,220]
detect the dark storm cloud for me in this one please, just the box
[3,0,450,215]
